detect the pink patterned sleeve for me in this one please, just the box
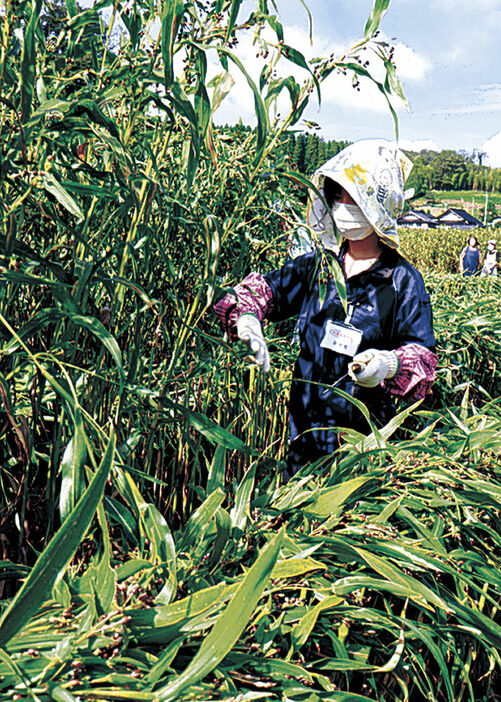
[382,343,438,401]
[213,272,274,340]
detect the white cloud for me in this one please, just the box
[392,43,431,82]
[211,24,377,123]
[398,138,439,152]
[438,45,464,66]
[431,4,501,66]
[473,83,501,111]
[320,68,388,112]
[428,83,501,117]
[209,22,432,131]
[483,131,501,168]
[432,0,501,8]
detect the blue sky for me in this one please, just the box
[212,0,501,165]
[94,0,501,164]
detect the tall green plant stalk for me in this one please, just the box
[0,0,407,586]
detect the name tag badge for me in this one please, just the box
[320,320,363,357]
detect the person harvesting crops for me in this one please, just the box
[214,139,437,476]
[480,239,499,277]
[459,235,482,276]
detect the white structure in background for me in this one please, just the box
[398,208,485,230]
[397,209,438,229]
[436,208,484,230]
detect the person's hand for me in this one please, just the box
[237,314,270,372]
[348,348,399,387]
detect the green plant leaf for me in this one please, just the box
[162,398,255,454]
[115,559,153,582]
[161,0,185,88]
[51,685,80,702]
[225,0,243,41]
[155,527,284,701]
[20,0,42,121]
[178,488,225,552]
[60,409,87,521]
[197,42,268,165]
[271,556,326,580]
[67,312,124,380]
[364,0,391,38]
[39,173,84,221]
[230,463,256,532]
[206,444,227,494]
[0,432,116,646]
[281,44,320,103]
[302,476,374,518]
[290,595,343,651]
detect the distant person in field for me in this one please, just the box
[459,235,481,276]
[480,239,499,277]
[214,139,437,477]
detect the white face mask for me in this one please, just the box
[331,202,374,241]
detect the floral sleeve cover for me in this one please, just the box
[212,272,274,341]
[383,343,438,401]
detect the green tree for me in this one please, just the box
[292,133,306,171]
[405,157,432,197]
[287,132,297,164]
[485,199,498,223]
[492,170,501,194]
[304,133,319,174]
[316,138,328,167]
[430,150,468,191]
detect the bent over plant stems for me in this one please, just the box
[3,1,501,701]
[155,527,284,701]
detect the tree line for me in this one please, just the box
[220,127,501,196]
[286,132,351,174]
[404,148,501,196]
[290,134,501,196]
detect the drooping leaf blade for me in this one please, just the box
[0,433,116,647]
[155,528,284,701]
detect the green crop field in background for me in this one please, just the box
[399,225,500,273]
[412,189,501,219]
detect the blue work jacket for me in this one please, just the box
[263,244,435,469]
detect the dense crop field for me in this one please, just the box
[1,2,501,701]
[399,225,500,275]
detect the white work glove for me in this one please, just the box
[236,314,270,372]
[348,348,399,388]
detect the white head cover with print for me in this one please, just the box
[307,139,413,250]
